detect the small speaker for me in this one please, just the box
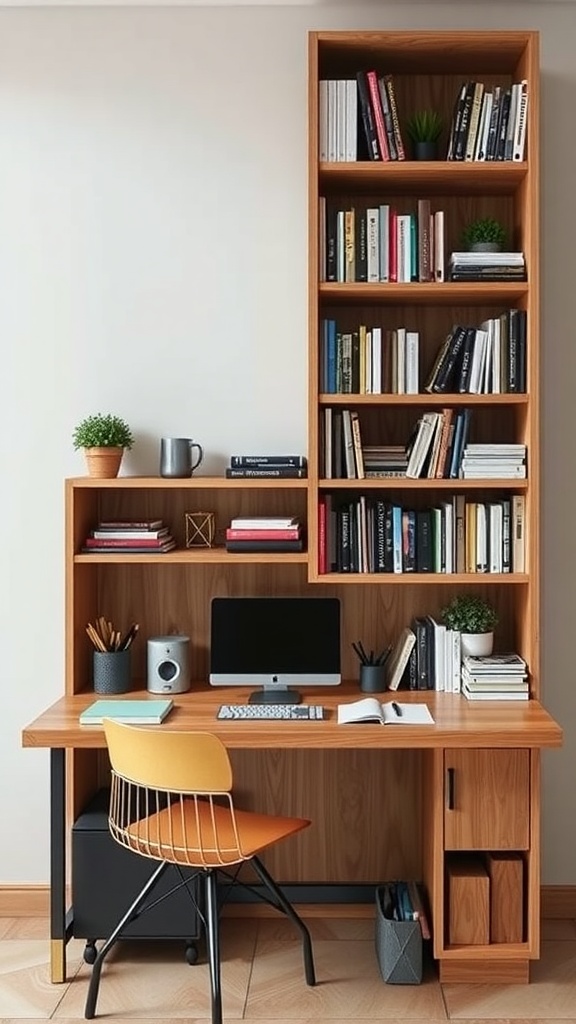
[147,636,190,694]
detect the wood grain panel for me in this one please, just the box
[444,748,530,850]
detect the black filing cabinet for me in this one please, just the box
[72,789,202,964]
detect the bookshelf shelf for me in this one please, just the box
[74,550,309,565]
[309,29,543,980]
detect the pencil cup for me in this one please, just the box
[360,664,386,694]
[93,650,132,695]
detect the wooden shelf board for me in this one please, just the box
[75,550,309,565]
[68,476,308,490]
[315,30,534,74]
[319,478,528,491]
[319,161,527,195]
[318,393,528,406]
[309,572,529,584]
[318,282,529,305]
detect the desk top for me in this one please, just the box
[22,685,563,751]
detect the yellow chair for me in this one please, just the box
[84,720,316,1022]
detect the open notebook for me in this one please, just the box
[337,697,434,726]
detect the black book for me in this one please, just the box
[384,503,394,572]
[432,325,468,393]
[377,76,398,160]
[402,509,417,572]
[495,87,512,160]
[416,509,433,572]
[411,617,429,690]
[375,499,386,572]
[225,539,304,553]
[508,308,527,392]
[453,80,475,161]
[447,81,468,160]
[456,328,477,393]
[356,71,380,161]
[351,330,360,393]
[230,455,307,468]
[517,308,527,392]
[355,209,368,282]
[326,205,337,281]
[225,468,307,478]
[338,505,351,572]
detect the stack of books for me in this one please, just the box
[449,251,526,281]
[459,443,526,479]
[225,455,307,479]
[225,517,304,553]
[461,653,529,701]
[363,445,408,478]
[82,520,176,554]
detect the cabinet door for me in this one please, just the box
[444,749,529,850]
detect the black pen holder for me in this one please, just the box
[359,664,386,693]
[93,650,132,695]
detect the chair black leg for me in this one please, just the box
[84,861,168,1019]
[204,869,222,1024]
[251,856,316,986]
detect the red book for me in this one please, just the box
[366,71,390,161]
[225,528,301,541]
[389,209,398,282]
[84,537,171,548]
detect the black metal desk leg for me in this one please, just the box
[50,748,67,983]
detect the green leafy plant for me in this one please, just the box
[441,594,498,634]
[72,413,134,450]
[406,109,443,143]
[462,217,507,250]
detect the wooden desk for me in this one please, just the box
[22,686,563,985]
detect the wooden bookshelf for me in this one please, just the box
[307,30,543,980]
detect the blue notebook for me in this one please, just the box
[79,699,174,726]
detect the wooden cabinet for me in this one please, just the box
[444,748,530,850]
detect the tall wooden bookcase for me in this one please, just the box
[307,31,541,980]
[61,29,550,985]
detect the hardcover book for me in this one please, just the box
[79,699,174,726]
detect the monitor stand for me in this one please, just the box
[248,685,302,705]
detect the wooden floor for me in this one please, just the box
[2,914,576,1021]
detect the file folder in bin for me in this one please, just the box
[375,885,422,984]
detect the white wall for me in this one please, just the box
[1,2,575,885]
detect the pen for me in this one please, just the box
[392,701,402,717]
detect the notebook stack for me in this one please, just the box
[225,517,304,553]
[459,443,526,479]
[461,653,529,701]
[81,520,176,554]
[449,251,526,281]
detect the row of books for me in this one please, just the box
[323,407,478,481]
[318,72,405,163]
[447,80,528,163]
[225,516,304,554]
[81,520,176,554]
[317,494,526,575]
[321,320,419,395]
[225,455,308,480]
[448,250,526,282]
[425,311,527,395]
[320,200,444,284]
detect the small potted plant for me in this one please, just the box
[73,413,134,479]
[406,109,443,160]
[462,217,507,253]
[441,594,498,657]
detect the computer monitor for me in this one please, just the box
[209,596,341,704]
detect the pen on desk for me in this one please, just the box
[391,701,402,717]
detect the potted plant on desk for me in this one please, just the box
[73,413,134,479]
[441,594,498,657]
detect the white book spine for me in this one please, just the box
[327,80,337,162]
[336,79,347,162]
[513,81,528,161]
[434,210,445,282]
[319,80,329,161]
[396,326,406,394]
[367,208,380,282]
[372,327,382,394]
[345,79,357,161]
[405,331,419,394]
[452,630,462,693]
[477,91,493,160]
[379,205,390,281]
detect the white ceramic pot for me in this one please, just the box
[461,631,494,658]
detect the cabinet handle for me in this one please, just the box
[447,767,455,810]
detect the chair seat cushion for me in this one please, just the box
[118,799,310,867]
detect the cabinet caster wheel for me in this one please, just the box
[185,943,198,965]
[83,942,98,965]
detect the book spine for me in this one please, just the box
[383,76,405,160]
[84,537,170,548]
[230,455,307,467]
[356,71,380,160]
[225,539,304,553]
[225,467,307,478]
[225,528,300,540]
[366,70,390,160]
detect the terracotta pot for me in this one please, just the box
[84,447,124,479]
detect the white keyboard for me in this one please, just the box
[217,704,325,721]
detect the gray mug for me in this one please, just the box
[160,437,203,478]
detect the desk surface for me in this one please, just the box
[22,685,563,751]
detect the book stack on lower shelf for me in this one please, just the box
[81,520,176,554]
[225,517,304,553]
[461,653,528,701]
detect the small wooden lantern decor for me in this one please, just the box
[185,511,216,548]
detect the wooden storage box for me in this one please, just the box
[486,852,524,943]
[447,856,490,945]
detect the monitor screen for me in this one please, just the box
[209,596,341,704]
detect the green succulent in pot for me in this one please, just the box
[72,413,134,479]
[462,217,507,252]
[406,109,443,144]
